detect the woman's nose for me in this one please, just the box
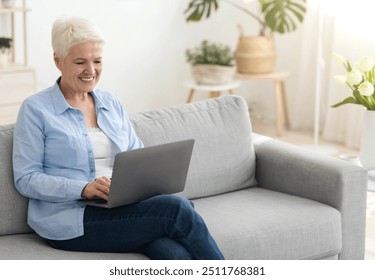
[84,63,95,74]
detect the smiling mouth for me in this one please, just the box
[80,77,94,82]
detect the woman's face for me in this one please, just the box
[54,41,103,95]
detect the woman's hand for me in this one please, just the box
[81,176,111,200]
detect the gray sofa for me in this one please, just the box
[0,95,368,259]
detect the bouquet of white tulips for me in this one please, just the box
[332,53,375,110]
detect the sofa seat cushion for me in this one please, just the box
[0,234,148,260]
[0,187,341,260]
[130,96,257,200]
[193,187,342,260]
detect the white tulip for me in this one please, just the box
[346,70,362,85]
[334,75,347,84]
[356,56,375,72]
[358,81,374,96]
[333,53,348,67]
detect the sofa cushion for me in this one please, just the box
[0,124,32,236]
[130,96,257,200]
[0,187,341,260]
[0,233,148,260]
[194,187,342,260]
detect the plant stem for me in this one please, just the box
[223,0,267,35]
[368,96,375,110]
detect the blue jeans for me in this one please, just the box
[48,195,224,260]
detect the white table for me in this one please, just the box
[236,71,291,136]
[184,81,240,103]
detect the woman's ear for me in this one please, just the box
[54,52,61,69]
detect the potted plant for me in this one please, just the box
[186,40,236,85]
[0,37,12,67]
[184,0,307,74]
[332,53,375,169]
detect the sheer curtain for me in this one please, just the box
[293,0,375,150]
[322,0,375,149]
[292,0,335,134]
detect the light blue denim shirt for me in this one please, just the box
[12,79,143,240]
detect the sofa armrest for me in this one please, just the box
[253,134,368,260]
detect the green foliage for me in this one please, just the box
[186,40,234,66]
[185,0,219,22]
[260,0,306,34]
[332,54,375,110]
[0,37,12,50]
[184,0,306,35]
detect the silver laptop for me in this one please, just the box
[83,139,195,208]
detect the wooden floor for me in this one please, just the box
[252,119,375,260]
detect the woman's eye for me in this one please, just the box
[94,60,102,64]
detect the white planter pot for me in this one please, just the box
[1,0,15,8]
[0,52,8,67]
[359,110,375,170]
[191,64,235,85]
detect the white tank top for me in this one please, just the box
[87,127,115,178]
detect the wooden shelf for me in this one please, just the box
[0,0,29,65]
[0,1,34,125]
[0,63,33,73]
[0,7,30,14]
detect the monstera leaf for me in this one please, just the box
[185,0,219,22]
[184,0,306,35]
[260,0,306,34]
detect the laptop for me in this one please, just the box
[83,139,195,208]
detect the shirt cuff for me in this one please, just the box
[67,180,90,200]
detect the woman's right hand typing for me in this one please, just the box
[81,176,111,201]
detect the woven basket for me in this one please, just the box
[191,64,236,85]
[235,35,276,74]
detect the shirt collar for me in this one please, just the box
[51,77,109,115]
[51,78,71,115]
[90,90,109,111]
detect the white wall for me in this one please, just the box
[20,0,303,122]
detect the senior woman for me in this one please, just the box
[12,17,224,260]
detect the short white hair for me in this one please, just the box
[52,17,105,58]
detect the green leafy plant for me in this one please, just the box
[332,53,375,110]
[185,0,307,36]
[0,37,12,53]
[186,40,235,66]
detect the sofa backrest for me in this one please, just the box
[0,124,32,236]
[130,95,257,200]
[0,95,256,236]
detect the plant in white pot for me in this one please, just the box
[332,53,375,169]
[184,0,307,74]
[0,37,12,67]
[186,40,236,85]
